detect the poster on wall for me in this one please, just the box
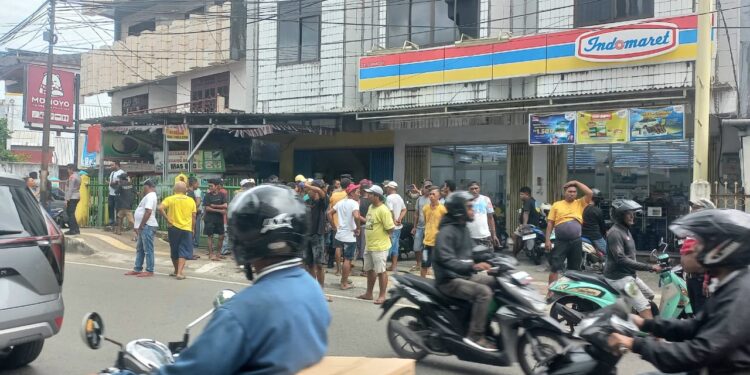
[529,112,577,145]
[153,150,225,173]
[576,110,629,144]
[629,105,685,142]
[165,125,190,142]
[102,132,157,162]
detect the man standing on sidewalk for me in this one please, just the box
[126,179,158,278]
[359,185,395,305]
[158,181,197,280]
[410,180,432,273]
[303,180,331,301]
[385,181,406,272]
[329,177,350,275]
[328,183,361,290]
[545,180,593,285]
[203,179,227,261]
[422,187,446,278]
[107,161,126,228]
[188,177,203,248]
[114,174,135,235]
[64,164,81,235]
[356,179,372,273]
[467,181,499,249]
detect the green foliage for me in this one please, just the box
[0,118,22,162]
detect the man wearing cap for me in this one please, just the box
[385,181,407,272]
[125,180,159,277]
[239,178,256,194]
[360,185,395,304]
[328,183,362,290]
[410,180,433,273]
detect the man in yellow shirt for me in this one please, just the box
[545,180,593,285]
[359,185,395,305]
[422,187,447,278]
[158,181,197,280]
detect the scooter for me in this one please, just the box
[519,224,548,265]
[81,289,235,373]
[548,238,692,332]
[581,237,605,274]
[379,254,568,375]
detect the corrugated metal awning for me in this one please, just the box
[102,123,333,136]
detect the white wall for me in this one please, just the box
[110,80,178,115]
[531,147,548,203]
[175,62,247,111]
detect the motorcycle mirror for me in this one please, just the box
[213,289,237,309]
[80,312,105,350]
[649,249,658,263]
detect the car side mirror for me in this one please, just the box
[81,312,105,350]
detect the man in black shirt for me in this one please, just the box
[114,174,134,235]
[513,186,540,256]
[203,179,227,261]
[304,179,331,302]
[581,188,607,253]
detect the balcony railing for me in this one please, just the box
[125,96,229,115]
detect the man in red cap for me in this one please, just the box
[328,183,362,289]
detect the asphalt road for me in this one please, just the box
[5,260,657,375]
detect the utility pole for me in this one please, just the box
[690,0,713,202]
[40,0,56,210]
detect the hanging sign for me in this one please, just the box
[629,105,685,142]
[24,64,75,127]
[576,110,629,144]
[154,150,225,173]
[165,125,190,142]
[529,112,577,145]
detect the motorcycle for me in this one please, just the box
[534,299,642,374]
[519,224,549,265]
[81,289,236,373]
[379,254,568,375]
[548,238,692,332]
[581,237,605,274]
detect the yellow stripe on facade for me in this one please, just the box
[400,71,444,88]
[359,76,400,91]
[492,60,547,79]
[444,66,493,83]
[546,45,698,73]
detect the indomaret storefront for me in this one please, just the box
[355,13,732,251]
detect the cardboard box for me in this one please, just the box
[299,356,415,375]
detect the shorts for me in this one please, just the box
[333,238,344,249]
[168,227,194,260]
[341,242,357,261]
[304,234,325,266]
[364,251,388,274]
[605,276,655,312]
[116,209,132,219]
[549,237,582,273]
[413,227,425,252]
[421,246,433,268]
[203,221,225,236]
[388,228,402,257]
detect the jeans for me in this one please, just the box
[135,225,156,273]
[413,227,425,252]
[107,195,116,225]
[389,228,402,257]
[193,212,202,247]
[66,199,80,233]
[591,237,607,254]
[438,274,497,337]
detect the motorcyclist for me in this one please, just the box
[603,199,661,319]
[680,198,716,313]
[118,185,331,374]
[608,209,750,374]
[581,188,607,254]
[433,191,498,352]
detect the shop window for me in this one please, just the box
[386,0,479,48]
[430,144,507,207]
[574,0,654,27]
[128,20,155,36]
[277,0,321,64]
[190,72,230,112]
[122,94,148,115]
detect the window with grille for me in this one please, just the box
[386,0,479,48]
[574,0,654,27]
[122,94,148,115]
[277,0,322,64]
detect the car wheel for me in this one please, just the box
[0,339,45,370]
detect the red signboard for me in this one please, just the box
[24,64,75,127]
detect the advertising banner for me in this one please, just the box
[24,64,75,127]
[576,110,629,144]
[80,136,98,168]
[629,105,685,142]
[153,150,225,173]
[165,125,190,142]
[529,112,577,145]
[102,132,157,162]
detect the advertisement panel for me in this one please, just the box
[165,125,190,142]
[529,112,577,145]
[153,150,225,173]
[576,110,629,144]
[24,64,75,127]
[629,105,685,142]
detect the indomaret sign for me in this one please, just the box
[24,64,75,127]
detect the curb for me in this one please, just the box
[64,236,95,255]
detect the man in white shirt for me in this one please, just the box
[385,181,407,272]
[107,161,126,227]
[125,179,159,277]
[467,181,500,248]
[327,184,361,290]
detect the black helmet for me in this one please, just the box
[444,191,475,221]
[591,188,603,203]
[610,199,642,226]
[669,209,750,270]
[228,185,309,270]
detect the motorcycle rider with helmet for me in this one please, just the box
[608,209,750,374]
[433,191,498,352]
[680,198,717,313]
[116,185,331,374]
[603,200,662,319]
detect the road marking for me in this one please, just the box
[195,262,223,274]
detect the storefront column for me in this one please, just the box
[507,143,532,232]
[531,147,548,204]
[546,146,568,202]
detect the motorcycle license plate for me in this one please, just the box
[522,234,536,241]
